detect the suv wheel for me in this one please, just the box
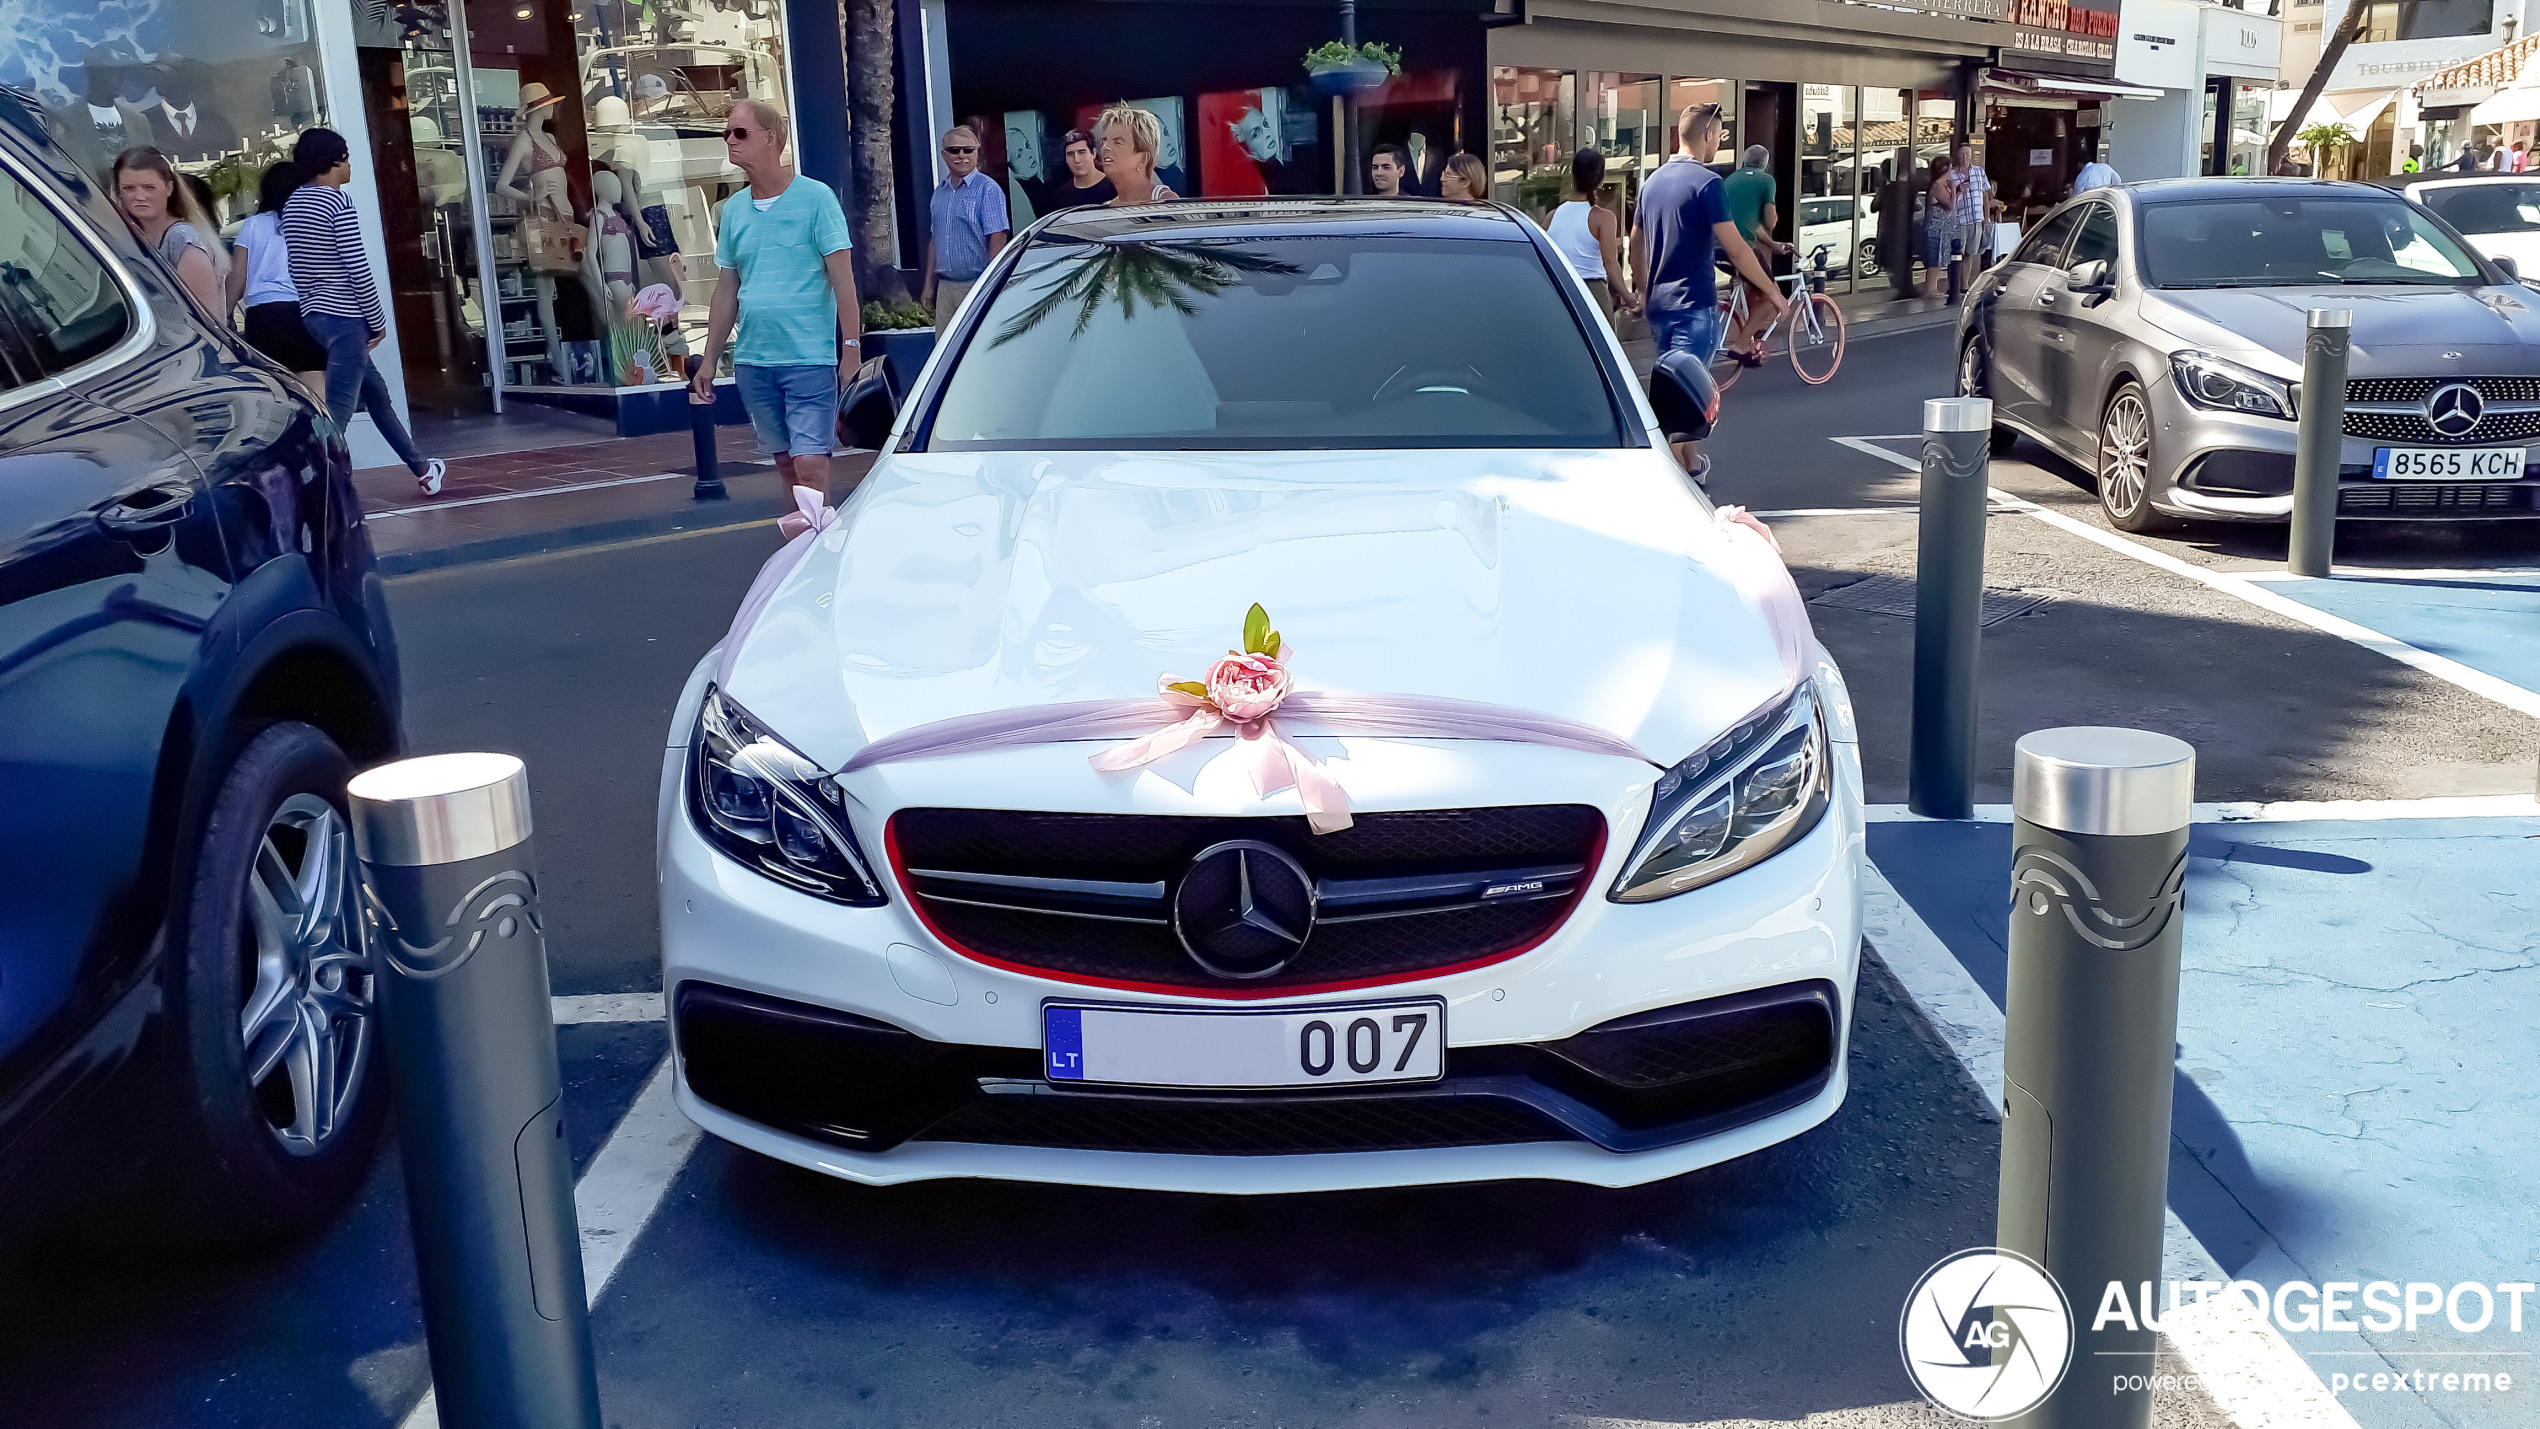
[2097,382,2175,533]
[162,721,385,1241]
[1958,339,2019,456]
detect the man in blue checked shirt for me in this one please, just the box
[923,124,1012,328]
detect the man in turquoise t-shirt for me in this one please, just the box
[691,97,863,500]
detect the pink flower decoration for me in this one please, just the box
[628,283,681,324]
[1206,652,1292,724]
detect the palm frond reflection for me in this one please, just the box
[990,241,1304,347]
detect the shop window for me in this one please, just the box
[1798,84,1855,294]
[1362,68,1467,199]
[3,0,331,215]
[1582,73,1662,223]
[1493,67,1575,216]
[1664,78,1736,166]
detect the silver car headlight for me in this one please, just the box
[688,687,886,906]
[1610,688,1832,904]
[2170,351,2294,420]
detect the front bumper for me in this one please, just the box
[656,677,1867,1191]
[2148,381,2540,522]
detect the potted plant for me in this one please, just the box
[859,297,939,370]
[1305,39,1399,96]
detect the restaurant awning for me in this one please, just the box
[1983,69,2165,102]
[2471,85,2540,126]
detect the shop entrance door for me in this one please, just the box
[355,2,502,419]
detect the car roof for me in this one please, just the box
[1035,198,1538,243]
[2121,177,2414,206]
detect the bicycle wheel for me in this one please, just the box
[1788,291,1845,385]
[1708,292,1748,392]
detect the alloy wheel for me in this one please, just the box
[237,793,373,1157]
[1958,340,1982,397]
[2100,390,2152,518]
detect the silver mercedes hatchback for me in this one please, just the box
[1954,177,2540,530]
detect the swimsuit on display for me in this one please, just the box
[525,137,566,175]
[600,211,635,285]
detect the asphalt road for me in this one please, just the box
[16,318,2531,1425]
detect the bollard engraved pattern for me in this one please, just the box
[363,869,544,978]
[1921,435,1989,486]
[2008,845,2186,951]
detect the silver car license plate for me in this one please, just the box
[1043,998,1446,1089]
[2373,446,2528,480]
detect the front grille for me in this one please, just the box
[891,807,1604,992]
[2341,482,2535,513]
[2346,376,2540,403]
[2343,409,2540,444]
[918,1089,1571,1154]
[675,979,1843,1158]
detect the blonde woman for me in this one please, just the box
[1096,104,1179,206]
[1439,153,1490,203]
[113,147,228,317]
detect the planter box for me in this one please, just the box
[508,377,750,438]
[866,326,937,386]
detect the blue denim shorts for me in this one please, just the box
[1647,304,1724,365]
[734,362,840,458]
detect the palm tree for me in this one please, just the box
[844,0,903,298]
[2297,121,2359,179]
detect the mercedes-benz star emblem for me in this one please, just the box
[1171,839,1316,979]
[2425,382,2486,438]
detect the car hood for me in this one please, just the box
[718,449,1797,774]
[2145,283,2540,376]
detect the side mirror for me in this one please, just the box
[838,354,901,452]
[2495,254,2521,281]
[2069,258,2115,294]
[1648,349,1719,444]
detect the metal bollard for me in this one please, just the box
[1909,396,1994,820]
[2288,308,2350,578]
[1996,728,2195,1429]
[688,355,726,501]
[349,754,603,1429]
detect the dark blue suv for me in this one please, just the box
[0,90,401,1240]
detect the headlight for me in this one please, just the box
[2170,351,2294,419]
[688,687,886,906]
[1609,688,1832,903]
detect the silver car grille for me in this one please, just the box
[2343,375,2540,444]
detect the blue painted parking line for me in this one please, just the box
[1869,812,2540,1429]
[2254,574,2540,704]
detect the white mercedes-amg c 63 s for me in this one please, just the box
[657,199,1865,1193]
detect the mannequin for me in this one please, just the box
[587,168,638,306]
[411,115,468,207]
[495,81,571,218]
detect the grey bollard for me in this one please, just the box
[1995,728,2195,1429]
[1909,396,1994,820]
[2288,308,2350,578]
[348,754,603,1429]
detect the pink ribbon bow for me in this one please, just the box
[1087,652,1355,834]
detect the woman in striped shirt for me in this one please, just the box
[282,128,446,496]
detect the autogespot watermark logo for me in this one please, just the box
[1899,1248,2075,1421]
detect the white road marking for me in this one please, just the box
[1830,434,1924,468]
[365,470,692,520]
[395,1052,701,1429]
[2241,567,2540,582]
[1868,795,2540,824]
[1860,853,2364,1428]
[1746,505,1918,518]
[552,991,666,1024]
[1821,434,2540,719]
[1989,489,2540,720]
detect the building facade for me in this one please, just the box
[3,0,815,461]
[2108,0,2283,180]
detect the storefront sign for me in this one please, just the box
[2421,84,2500,109]
[2005,0,2121,71]
[2008,0,2121,40]
[2012,27,2118,62]
[1911,0,2014,20]
[2114,0,2200,90]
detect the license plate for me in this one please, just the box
[1043,998,1447,1089]
[2373,446,2528,480]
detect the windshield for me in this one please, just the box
[2415,181,2540,235]
[923,234,1624,449]
[2139,197,2488,287]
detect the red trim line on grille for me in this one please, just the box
[883,813,1606,1001]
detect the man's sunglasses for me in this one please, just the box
[725,126,751,140]
[944,145,977,155]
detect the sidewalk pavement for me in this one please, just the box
[356,428,874,575]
